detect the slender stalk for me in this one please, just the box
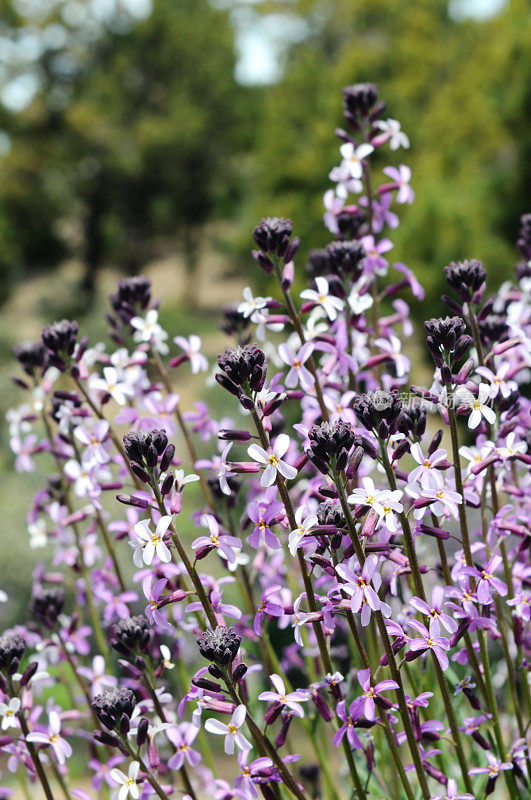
[8,677,56,800]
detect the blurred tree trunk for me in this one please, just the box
[183,226,200,308]
[81,189,105,300]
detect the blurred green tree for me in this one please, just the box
[248,0,530,314]
[0,0,245,306]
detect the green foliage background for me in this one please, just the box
[0,0,529,314]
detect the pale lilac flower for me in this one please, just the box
[0,698,20,730]
[429,777,474,800]
[348,477,402,524]
[74,420,110,466]
[130,309,168,354]
[361,235,393,275]
[204,705,251,755]
[292,594,310,645]
[407,620,450,670]
[323,189,344,234]
[300,277,344,321]
[248,499,284,549]
[78,655,117,698]
[333,700,363,750]
[359,193,399,232]
[173,335,208,374]
[109,761,141,800]
[254,585,284,635]
[336,556,390,626]
[278,342,315,390]
[351,668,398,720]
[383,165,415,204]
[133,516,172,565]
[217,442,237,496]
[408,443,447,490]
[423,487,462,519]
[258,674,308,718]
[10,434,38,473]
[476,362,517,398]
[374,118,409,150]
[167,723,201,770]
[462,555,507,605]
[374,334,409,377]
[142,575,170,629]
[102,590,138,623]
[288,506,318,556]
[90,367,134,405]
[191,515,241,563]
[248,434,297,487]
[347,278,374,315]
[469,752,513,780]
[497,431,527,461]
[63,460,99,498]
[26,711,73,765]
[339,142,374,180]
[409,586,457,636]
[237,286,270,318]
[456,384,496,429]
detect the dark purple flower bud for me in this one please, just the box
[42,319,78,358]
[119,713,130,735]
[444,259,486,303]
[307,421,355,474]
[265,702,283,726]
[353,390,403,438]
[423,762,448,786]
[262,394,287,417]
[161,473,174,496]
[232,663,248,683]
[450,619,470,648]
[217,345,267,396]
[343,83,379,128]
[160,444,175,472]
[110,616,151,656]
[13,340,47,376]
[253,218,293,258]
[130,463,151,483]
[30,587,64,629]
[325,240,366,278]
[441,295,464,316]
[116,493,150,509]
[218,430,252,441]
[197,627,241,666]
[93,729,123,749]
[20,661,39,687]
[137,717,149,748]
[92,687,136,731]
[0,633,25,674]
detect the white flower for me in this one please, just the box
[288,506,318,556]
[130,309,168,355]
[174,470,201,491]
[160,644,175,670]
[133,516,172,565]
[28,518,48,549]
[497,432,526,461]
[375,118,410,150]
[90,367,134,406]
[248,434,297,487]
[339,142,374,180]
[300,277,344,321]
[64,460,97,498]
[0,698,20,730]
[237,286,270,318]
[109,761,141,800]
[173,335,208,374]
[348,281,373,315]
[456,384,496,429]
[204,704,251,755]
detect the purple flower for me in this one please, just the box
[247,499,284,549]
[462,555,507,605]
[258,674,309,718]
[167,722,201,769]
[333,700,363,750]
[191,515,241,563]
[278,342,315,390]
[361,235,394,275]
[254,585,284,636]
[407,620,451,671]
[350,668,398,720]
[336,556,391,627]
[26,711,73,765]
[409,586,457,636]
[383,165,414,204]
[429,778,474,800]
[142,575,171,629]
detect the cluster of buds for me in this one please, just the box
[444,259,486,304]
[30,587,65,630]
[325,240,366,280]
[0,633,25,676]
[252,217,299,277]
[197,626,241,667]
[110,616,151,658]
[92,687,136,732]
[108,276,152,342]
[41,319,79,370]
[122,429,174,483]
[307,421,355,474]
[342,83,382,131]
[216,345,267,407]
[352,391,403,440]
[424,316,472,383]
[13,340,47,378]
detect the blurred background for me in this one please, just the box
[0,0,529,619]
